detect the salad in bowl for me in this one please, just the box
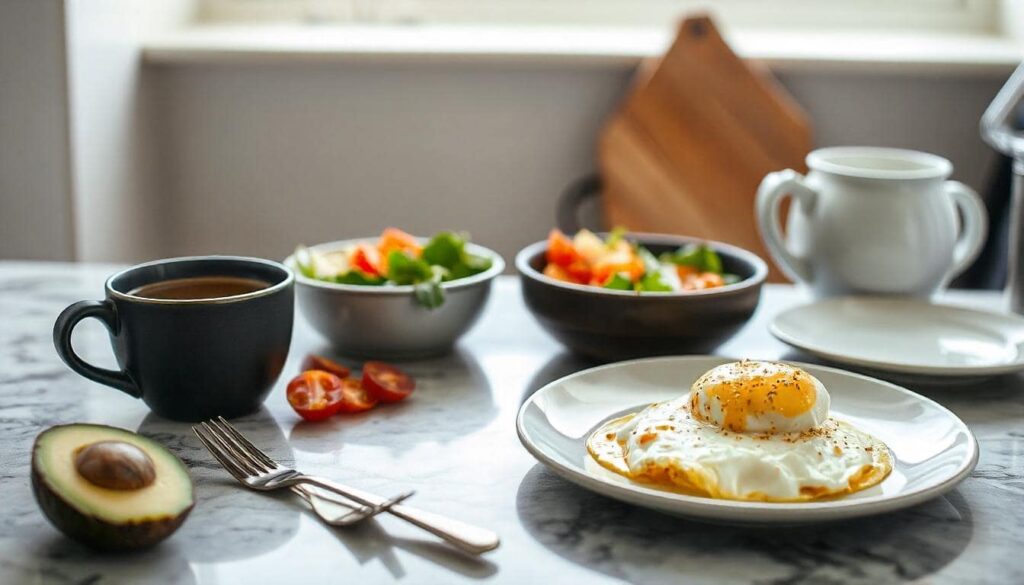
[287,228,503,358]
[516,229,767,360]
[293,228,495,309]
[543,228,738,292]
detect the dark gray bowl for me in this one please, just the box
[515,233,768,361]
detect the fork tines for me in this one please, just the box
[192,417,397,524]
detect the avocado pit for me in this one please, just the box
[74,440,156,490]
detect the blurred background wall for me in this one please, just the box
[0,0,1012,265]
[148,65,1005,265]
[0,0,75,261]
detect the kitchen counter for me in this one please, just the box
[1,263,1021,584]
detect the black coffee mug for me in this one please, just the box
[54,256,294,422]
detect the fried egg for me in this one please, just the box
[587,360,892,502]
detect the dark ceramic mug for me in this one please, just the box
[53,256,294,421]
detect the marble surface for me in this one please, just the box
[1,262,1022,585]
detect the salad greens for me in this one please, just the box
[602,273,633,291]
[630,246,674,292]
[661,243,741,285]
[333,271,385,286]
[295,229,493,309]
[660,244,722,275]
[537,228,738,293]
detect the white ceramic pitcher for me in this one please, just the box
[756,147,987,298]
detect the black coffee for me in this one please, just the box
[129,276,269,300]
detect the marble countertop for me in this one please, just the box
[1,262,1021,585]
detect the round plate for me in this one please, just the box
[770,297,1024,377]
[516,356,977,524]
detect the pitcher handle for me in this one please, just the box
[944,180,988,280]
[756,169,817,283]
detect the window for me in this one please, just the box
[199,0,1002,34]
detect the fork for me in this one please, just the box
[196,419,412,525]
[194,417,500,555]
[292,484,413,526]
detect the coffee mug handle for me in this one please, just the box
[756,169,817,283]
[53,300,141,398]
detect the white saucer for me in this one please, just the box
[770,297,1024,377]
[516,356,977,524]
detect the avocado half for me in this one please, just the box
[31,424,195,551]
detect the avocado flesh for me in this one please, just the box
[32,424,194,551]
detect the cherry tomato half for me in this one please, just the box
[301,354,350,379]
[546,229,580,267]
[349,243,383,277]
[565,260,593,284]
[286,370,345,421]
[361,361,415,403]
[337,378,379,414]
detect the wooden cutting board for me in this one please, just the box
[599,15,812,282]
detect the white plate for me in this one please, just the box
[770,297,1024,377]
[516,356,977,524]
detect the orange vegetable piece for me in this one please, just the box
[676,265,699,280]
[377,227,422,259]
[681,272,726,290]
[546,229,581,267]
[591,254,644,286]
[543,263,575,283]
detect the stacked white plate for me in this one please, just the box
[769,297,1024,378]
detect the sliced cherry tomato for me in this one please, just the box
[337,378,379,414]
[301,354,350,379]
[361,361,415,403]
[565,260,592,284]
[546,229,580,267]
[286,370,345,421]
[349,243,382,277]
[377,227,422,258]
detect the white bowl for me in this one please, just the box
[284,238,504,358]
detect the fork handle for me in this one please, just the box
[296,475,500,555]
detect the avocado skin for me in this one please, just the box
[30,425,195,552]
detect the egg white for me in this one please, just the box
[588,396,892,502]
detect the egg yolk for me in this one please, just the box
[690,361,816,432]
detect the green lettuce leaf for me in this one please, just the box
[636,271,673,292]
[660,243,724,274]
[333,271,385,286]
[603,273,633,290]
[450,253,491,280]
[423,231,492,281]
[413,265,447,309]
[386,250,433,285]
[422,231,464,269]
[414,281,444,309]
